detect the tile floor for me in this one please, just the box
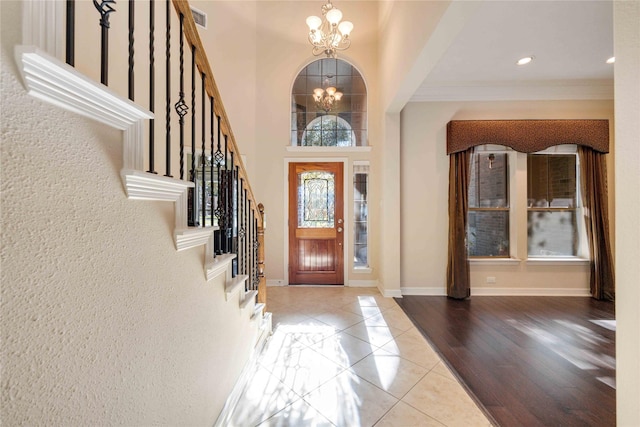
[229,286,492,427]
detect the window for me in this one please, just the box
[188,153,216,228]
[291,58,367,147]
[302,115,355,147]
[527,152,580,257]
[467,150,510,257]
[353,163,369,268]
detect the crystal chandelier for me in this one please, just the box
[306,0,353,58]
[313,80,343,112]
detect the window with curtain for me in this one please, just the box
[527,151,581,257]
[467,149,510,257]
[291,58,367,147]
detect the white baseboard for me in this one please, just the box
[400,286,591,297]
[380,288,403,298]
[401,287,447,296]
[266,279,287,287]
[348,279,378,288]
[471,287,591,297]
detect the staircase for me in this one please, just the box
[14,0,272,420]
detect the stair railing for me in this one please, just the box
[59,0,266,305]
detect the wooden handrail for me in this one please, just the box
[171,0,262,224]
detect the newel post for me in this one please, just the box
[257,203,266,311]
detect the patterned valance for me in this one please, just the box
[446,120,610,154]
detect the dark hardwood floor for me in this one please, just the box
[395,296,616,427]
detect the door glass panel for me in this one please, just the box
[298,171,335,228]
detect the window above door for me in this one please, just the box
[291,58,368,148]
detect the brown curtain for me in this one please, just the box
[578,146,615,301]
[446,148,473,299]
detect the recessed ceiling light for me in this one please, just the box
[516,56,534,66]
[606,57,615,64]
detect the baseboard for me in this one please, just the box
[266,279,287,287]
[401,287,447,296]
[348,279,378,288]
[400,286,591,297]
[471,287,591,297]
[379,288,403,298]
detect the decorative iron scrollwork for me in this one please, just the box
[93,0,116,28]
[175,98,188,121]
[213,149,225,166]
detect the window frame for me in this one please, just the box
[467,145,514,259]
[353,162,369,270]
[526,145,587,259]
[290,58,368,148]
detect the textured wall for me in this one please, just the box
[1,1,255,424]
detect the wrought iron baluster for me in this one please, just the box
[93,0,116,85]
[248,204,253,289]
[127,0,134,100]
[223,135,229,252]
[175,14,187,181]
[238,179,245,275]
[148,0,156,174]
[233,164,240,276]
[188,44,196,226]
[201,72,207,228]
[214,117,224,254]
[164,0,171,177]
[241,185,247,275]
[254,216,259,289]
[66,0,75,66]
[227,150,238,268]
[209,96,216,231]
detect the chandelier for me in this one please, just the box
[313,82,342,112]
[306,0,353,58]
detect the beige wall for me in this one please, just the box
[613,1,640,424]
[400,100,615,295]
[172,2,382,288]
[1,1,259,424]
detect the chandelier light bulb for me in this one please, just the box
[306,15,322,30]
[326,86,337,96]
[326,8,343,25]
[334,92,343,101]
[338,21,353,37]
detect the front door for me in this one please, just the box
[288,162,344,285]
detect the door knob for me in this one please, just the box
[337,227,343,233]
[338,219,343,224]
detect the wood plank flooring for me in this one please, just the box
[394,296,615,427]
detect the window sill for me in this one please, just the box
[469,258,521,266]
[286,146,372,153]
[527,257,590,266]
[353,267,372,274]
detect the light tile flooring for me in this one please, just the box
[229,286,492,427]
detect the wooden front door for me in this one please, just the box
[288,162,344,285]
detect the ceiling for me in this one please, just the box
[411,1,614,102]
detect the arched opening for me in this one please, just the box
[291,58,367,147]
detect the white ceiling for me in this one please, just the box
[411,1,614,102]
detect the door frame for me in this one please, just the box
[284,157,349,286]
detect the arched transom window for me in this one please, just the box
[291,58,367,147]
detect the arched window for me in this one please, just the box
[291,58,367,147]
